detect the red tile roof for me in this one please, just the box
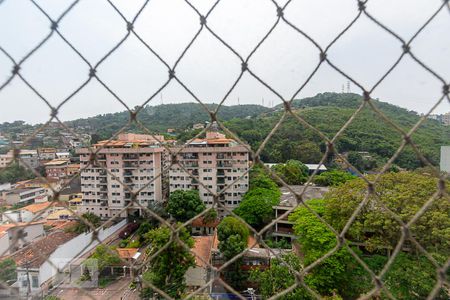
[11,231,77,268]
[116,248,138,259]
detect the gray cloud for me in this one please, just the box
[0,0,449,124]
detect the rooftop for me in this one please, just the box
[11,230,77,268]
[3,187,44,195]
[191,236,214,267]
[0,221,45,239]
[191,217,220,228]
[94,133,165,148]
[116,248,138,259]
[44,159,70,166]
[276,185,329,208]
[21,201,56,213]
[46,209,74,220]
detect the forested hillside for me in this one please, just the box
[2,93,448,170]
[226,93,449,170]
[65,103,271,139]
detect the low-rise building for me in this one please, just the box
[0,222,45,256]
[15,178,62,198]
[0,151,13,168]
[191,216,219,236]
[9,219,127,298]
[442,112,450,126]
[2,187,46,205]
[44,159,70,179]
[0,150,40,169]
[192,123,205,130]
[38,148,57,161]
[56,152,70,159]
[272,185,329,242]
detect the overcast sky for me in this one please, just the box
[0,0,449,124]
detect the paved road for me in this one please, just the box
[50,277,139,300]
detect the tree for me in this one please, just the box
[286,172,450,299]
[250,253,310,300]
[167,190,206,222]
[234,188,280,229]
[0,162,35,184]
[86,244,121,272]
[141,225,195,299]
[217,216,250,290]
[324,172,450,254]
[289,199,358,298]
[202,208,218,224]
[313,170,356,187]
[249,164,279,192]
[272,160,309,185]
[67,213,101,233]
[0,258,16,285]
[295,141,323,163]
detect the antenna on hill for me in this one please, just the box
[262,97,265,106]
[238,97,240,105]
[341,84,345,93]
[346,81,351,93]
[160,93,163,105]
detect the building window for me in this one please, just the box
[32,276,39,288]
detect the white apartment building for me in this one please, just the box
[169,131,250,215]
[78,133,166,219]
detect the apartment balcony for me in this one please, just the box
[181,153,198,160]
[217,162,233,168]
[182,162,199,168]
[123,162,139,169]
[123,154,139,160]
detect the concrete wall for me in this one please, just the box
[0,234,9,257]
[441,146,450,173]
[38,219,127,287]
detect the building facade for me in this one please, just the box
[77,133,166,218]
[169,131,250,215]
[0,222,45,256]
[2,187,47,205]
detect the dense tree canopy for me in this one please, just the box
[0,162,35,184]
[234,188,280,229]
[323,172,449,254]
[0,258,16,284]
[68,213,102,233]
[313,170,356,186]
[271,160,309,185]
[225,93,449,170]
[217,216,250,290]
[275,171,450,299]
[167,190,206,222]
[142,225,195,299]
[85,244,121,272]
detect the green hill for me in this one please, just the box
[66,103,271,139]
[227,93,449,170]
